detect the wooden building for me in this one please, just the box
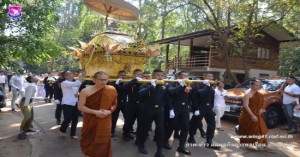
[150,24,298,83]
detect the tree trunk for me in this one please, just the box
[223,47,240,85]
[241,35,251,80]
[241,1,256,80]
[158,4,167,71]
[218,35,240,84]
[161,5,167,39]
[242,47,250,80]
[138,0,142,39]
[99,18,104,33]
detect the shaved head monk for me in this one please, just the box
[239,80,273,152]
[78,71,117,157]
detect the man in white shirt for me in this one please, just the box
[18,75,39,139]
[0,71,7,90]
[59,71,85,138]
[9,70,27,112]
[281,76,300,134]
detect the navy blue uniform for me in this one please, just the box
[122,78,142,140]
[110,81,127,135]
[165,82,191,147]
[53,78,64,123]
[44,77,56,101]
[189,83,216,144]
[138,83,171,155]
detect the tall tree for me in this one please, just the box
[0,0,62,69]
[187,0,297,84]
[279,48,300,76]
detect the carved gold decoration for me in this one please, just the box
[73,32,155,78]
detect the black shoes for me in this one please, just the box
[56,120,61,125]
[163,142,172,150]
[205,143,221,150]
[288,130,298,134]
[123,136,131,141]
[201,133,207,138]
[138,145,148,154]
[188,136,196,143]
[177,146,191,155]
[123,134,134,141]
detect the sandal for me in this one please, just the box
[18,132,27,139]
[24,129,37,132]
[217,128,224,131]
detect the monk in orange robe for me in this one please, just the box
[239,80,272,151]
[78,71,117,157]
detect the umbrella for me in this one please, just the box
[84,0,140,23]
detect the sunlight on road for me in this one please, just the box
[33,103,54,108]
[276,142,300,157]
[49,125,60,130]
[9,123,20,128]
[77,121,83,128]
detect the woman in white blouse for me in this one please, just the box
[214,81,228,131]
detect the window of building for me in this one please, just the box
[257,47,270,59]
[259,73,269,78]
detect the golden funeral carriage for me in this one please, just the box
[72,0,213,85]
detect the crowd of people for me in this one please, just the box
[0,69,299,157]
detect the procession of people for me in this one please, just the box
[0,69,299,157]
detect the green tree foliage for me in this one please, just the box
[279,4,300,77]
[117,0,297,81]
[279,48,300,76]
[1,0,299,77]
[0,0,62,69]
[35,0,105,73]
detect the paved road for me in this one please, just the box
[1,98,299,157]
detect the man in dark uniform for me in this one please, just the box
[110,70,127,137]
[188,73,220,149]
[7,72,13,92]
[78,72,95,118]
[53,71,64,125]
[122,69,143,141]
[164,71,191,155]
[194,78,207,138]
[138,69,170,157]
[43,72,56,103]
[78,80,94,92]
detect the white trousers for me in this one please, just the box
[215,106,225,128]
[11,88,25,110]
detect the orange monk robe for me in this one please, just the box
[239,91,268,145]
[80,85,117,157]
